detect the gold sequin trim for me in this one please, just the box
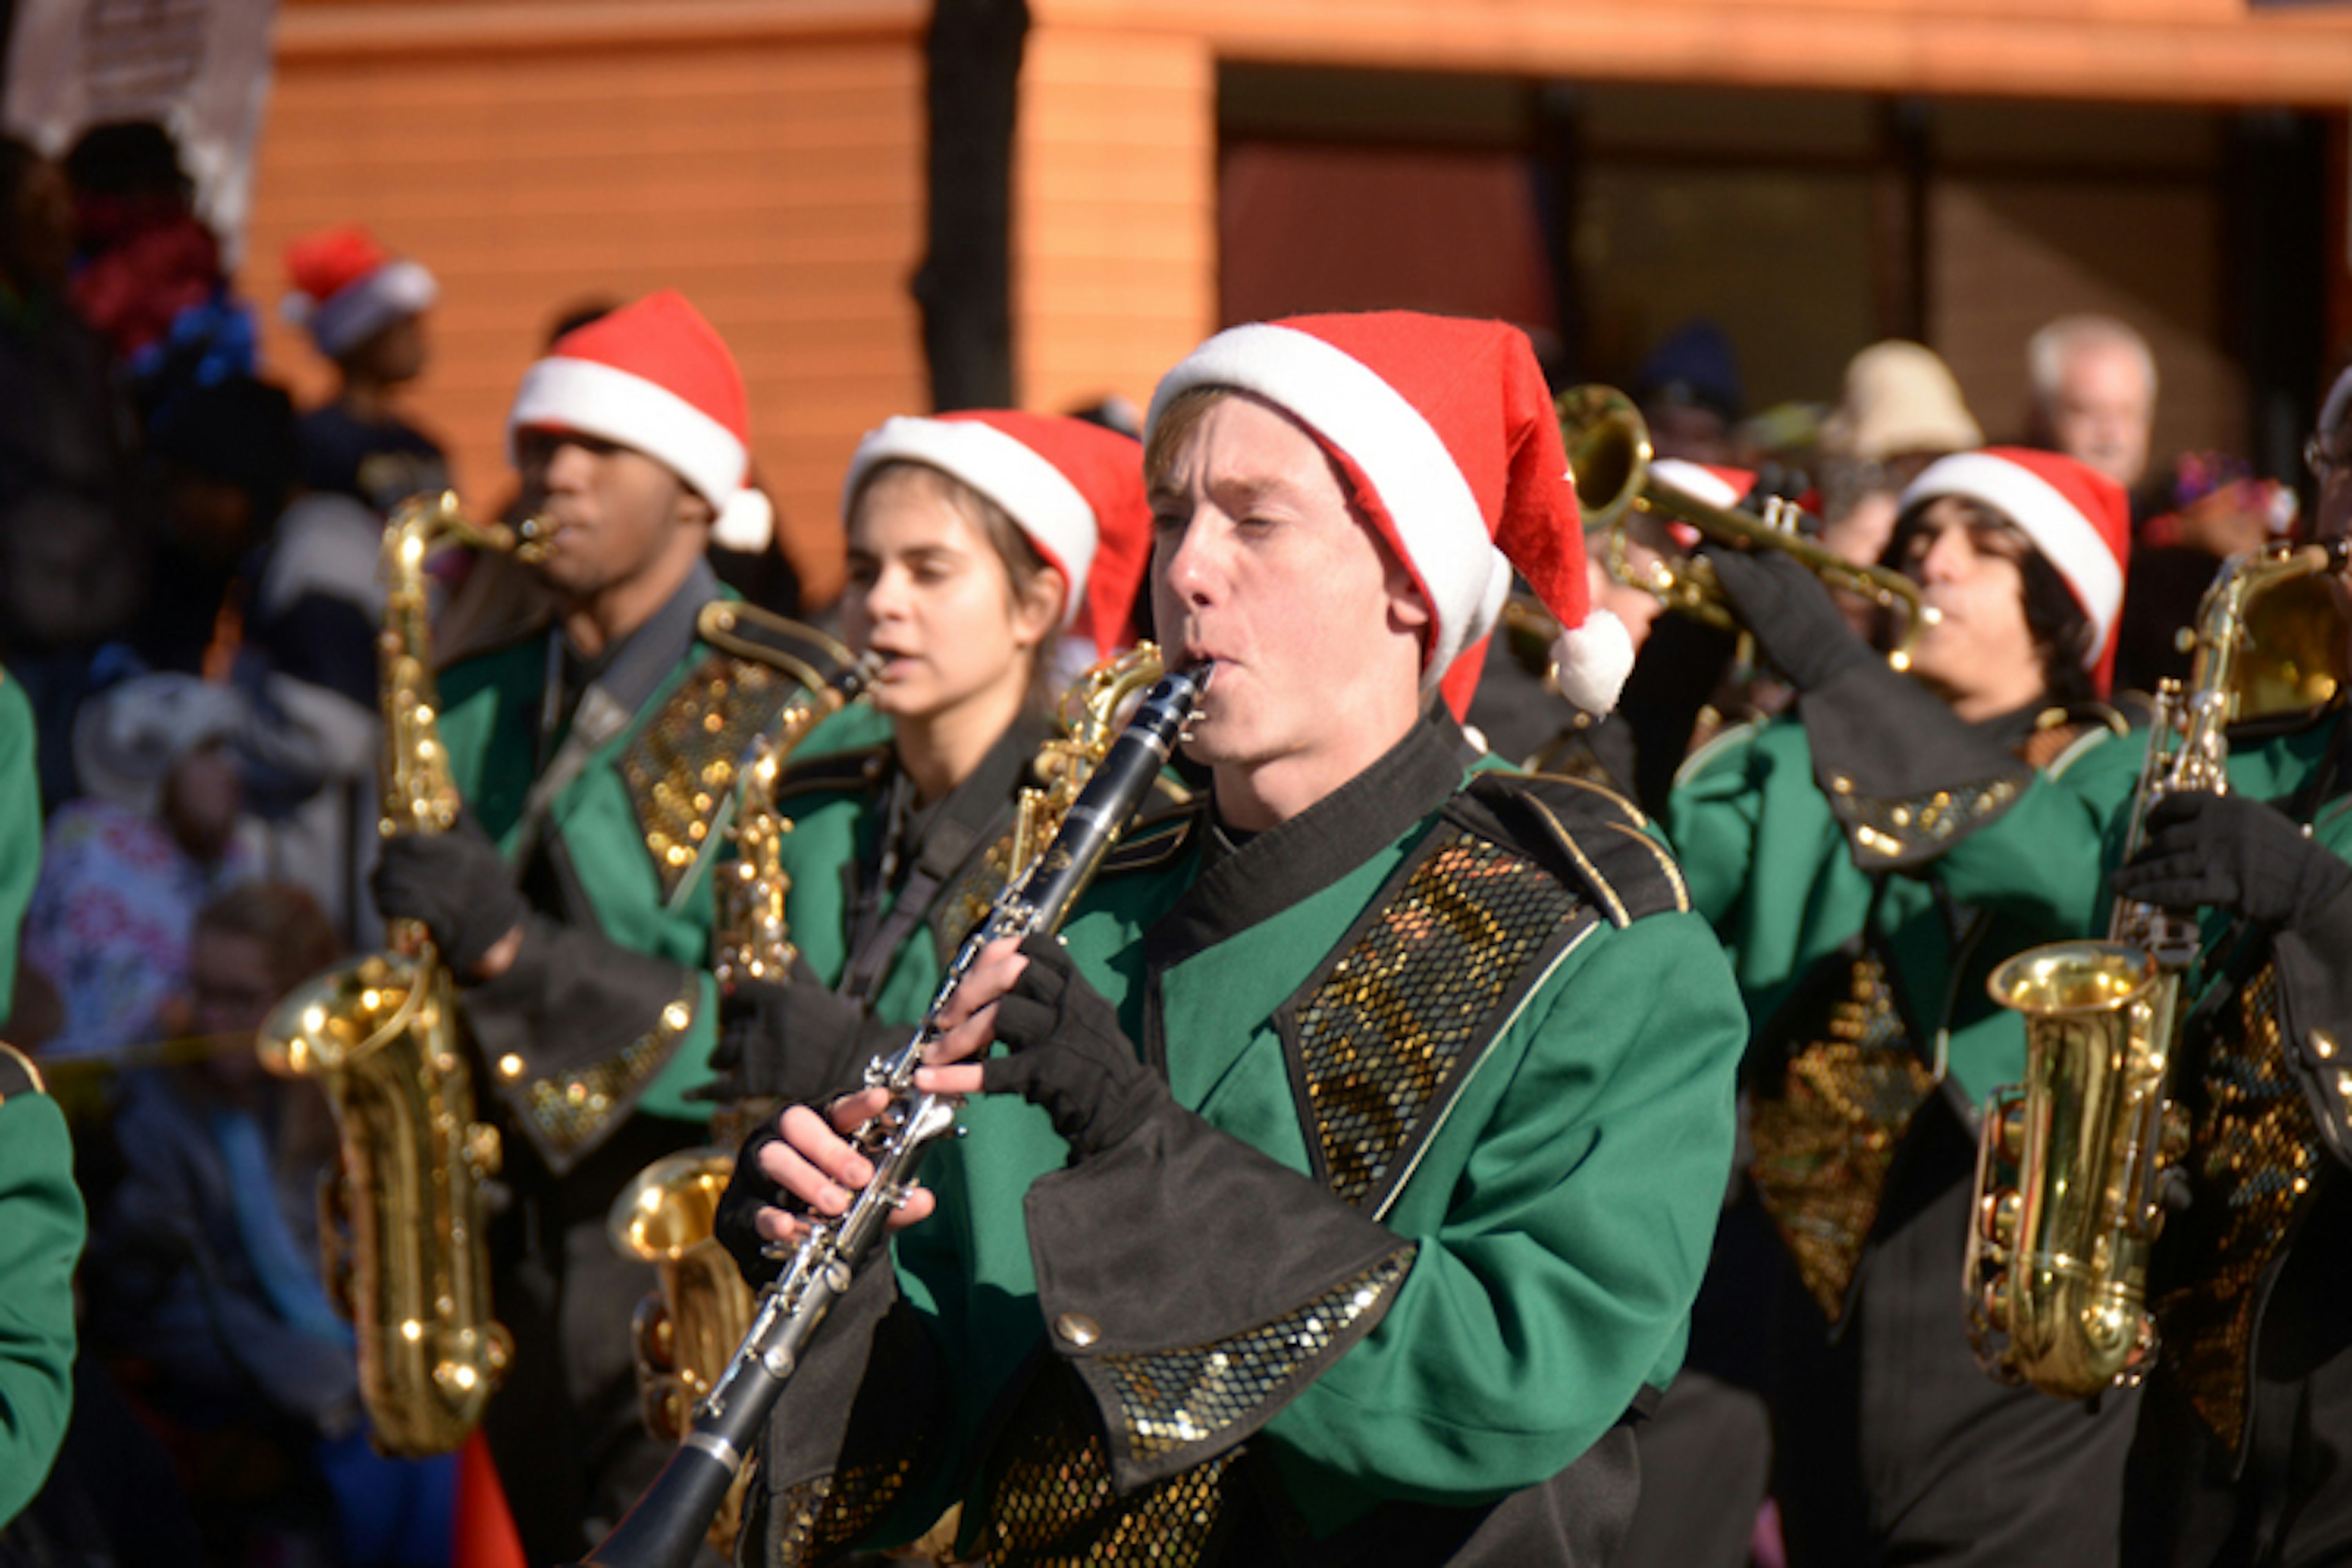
[1844,777,2021,860]
[1295,835,1587,1207]
[767,1458,917,1567]
[1749,952,1938,1320]
[983,1367,1238,1566]
[2158,962,2322,1450]
[619,652,791,902]
[1095,1250,1414,1466]
[522,981,697,1158]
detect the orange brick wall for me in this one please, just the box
[1014,27,1217,422]
[246,10,933,608]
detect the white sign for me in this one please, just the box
[5,0,280,262]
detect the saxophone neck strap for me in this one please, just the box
[0,1041,46,1102]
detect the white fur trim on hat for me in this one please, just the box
[842,416,1098,628]
[712,488,774,553]
[509,355,748,508]
[1648,459,1742,510]
[284,258,437,360]
[1552,607,1636,715]
[1148,322,1517,692]
[1899,451,2123,660]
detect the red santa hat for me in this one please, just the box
[1146,312,1629,717]
[842,411,1152,657]
[507,290,759,540]
[1897,446,2132,693]
[280,224,438,360]
[1646,459,1758,551]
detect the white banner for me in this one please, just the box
[5,0,280,263]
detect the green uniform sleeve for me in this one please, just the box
[0,674,37,1020]
[1261,908,1746,1525]
[0,1093,84,1526]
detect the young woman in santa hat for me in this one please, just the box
[702,408,1158,1112]
[1665,445,2143,1567]
[722,311,1748,1565]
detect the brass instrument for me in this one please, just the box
[575,656,1210,1568]
[1966,537,2352,1398]
[987,643,1169,897]
[1555,384,1940,671]
[611,649,878,1556]
[257,492,536,1456]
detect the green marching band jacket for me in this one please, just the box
[1,667,84,1527]
[432,575,880,1173]
[1949,696,2352,1453]
[736,710,1748,1566]
[1665,655,2130,1324]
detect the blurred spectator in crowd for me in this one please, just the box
[234,480,386,949]
[2112,449,2304,694]
[0,135,151,809]
[20,673,257,1060]
[2026,314,2158,497]
[63,121,257,416]
[137,372,300,676]
[281,224,451,513]
[85,881,456,1568]
[1815,339,1983,570]
[1632,316,1744,464]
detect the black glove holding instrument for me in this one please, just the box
[370,816,527,973]
[698,959,900,1109]
[1704,546,1872,692]
[980,933,1171,1159]
[2112,791,2352,933]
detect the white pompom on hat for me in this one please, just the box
[842,411,1154,658]
[1147,312,1630,717]
[508,290,757,526]
[279,224,437,361]
[1898,445,2133,695]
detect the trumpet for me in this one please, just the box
[1556,385,1940,671]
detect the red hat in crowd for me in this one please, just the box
[1898,446,2133,694]
[507,290,769,546]
[281,224,437,360]
[1147,312,1630,718]
[842,411,1153,658]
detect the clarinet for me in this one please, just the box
[576,660,1212,1568]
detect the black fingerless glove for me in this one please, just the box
[694,960,897,1107]
[1706,547,1873,692]
[979,934,1168,1159]
[714,1121,789,1286]
[369,820,526,974]
[2112,791,2352,932]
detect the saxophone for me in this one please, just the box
[609,650,877,1556]
[257,491,536,1456]
[1965,537,2352,1398]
